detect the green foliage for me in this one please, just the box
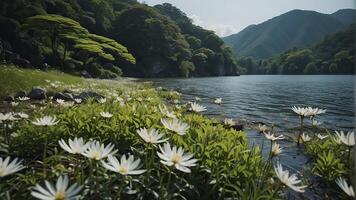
[0,0,240,77]
[20,14,134,76]
[313,151,346,181]
[237,25,355,74]
[303,62,317,74]
[179,61,195,77]
[113,5,191,77]
[0,69,277,199]
[305,134,351,183]
[154,3,241,76]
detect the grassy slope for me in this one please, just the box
[0,65,135,96]
[0,65,84,95]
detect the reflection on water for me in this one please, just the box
[142,75,355,200]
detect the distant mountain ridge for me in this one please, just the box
[223,9,356,59]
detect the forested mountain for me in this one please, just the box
[237,25,355,74]
[0,0,241,78]
[223,9,356,59]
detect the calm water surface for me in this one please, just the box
[146,75,355,130]
[143,75,355,199]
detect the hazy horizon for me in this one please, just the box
[139,0,355,37]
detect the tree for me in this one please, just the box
[179,61,195,77]
[304,62,318,74]
[113,5,191,76]
[184,35,201,50]
[329,63,338,73]
[204,34,223,51]
[21,14,135,70]
[21,14,88,62]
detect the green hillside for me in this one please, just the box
[223,9,355,59]
[0,0,240,78]
[237,24,355,74]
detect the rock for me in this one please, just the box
[12,58,32,68]
[4,95,14,102]
[28,87,46,100]
[14,90,27,98]
[231,124,244,131]
[46,91,55,99]
[62,89,74,94]
[80,70,91,78]
[4,50,19,61]
[43,63,50,70]
[54,92,74,101]
[79,91,105,101]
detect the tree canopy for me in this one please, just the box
[21,14,135,76]
[0,0,241,78]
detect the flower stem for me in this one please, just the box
[42,131,48,178]
[297,116,304,146]
[166,169,172,198]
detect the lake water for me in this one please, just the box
[145,75,354,130]
[143,75,355,199]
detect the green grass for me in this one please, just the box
[0,65,136,96]
[0,65,84,95]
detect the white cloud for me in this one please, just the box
[188,14,238,37]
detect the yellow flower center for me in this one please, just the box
[55,191,65,200]
[92,151,101,160]
[171,154,181,164]
[118,166,128,174]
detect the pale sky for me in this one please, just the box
[139,0,355,37]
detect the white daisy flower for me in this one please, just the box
[291,106,310,117]
[224,118,236,127]
[81,141,117,160]
[101,155,146,175]
[31,175,82,200]
[335,131,355,146]
[74,98,82,104]
[59,137,90,154]
[214,98,222,104]
[0,157,25,177]
[264,132,285,141]
[316,134,328,140]
[301,133,311,142]
[307,107,326,116]
[137,127,168,144]
[336,177,354,197]
[31,116,59,126]
[98,98,107,103]
[11,102,19,107]
[159,104,176,119]
[161,118,189,135]
[190,102,206,113]
[312,119,322,126]
[274,162,306,193]
[0,112,17,121]
[157,143,197,173]
[56,99,65,105]
[258,124,267,133]
[100,112,113,118]
[18,96,30,101]
[16,112,29,119]
[271,143,282,156]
